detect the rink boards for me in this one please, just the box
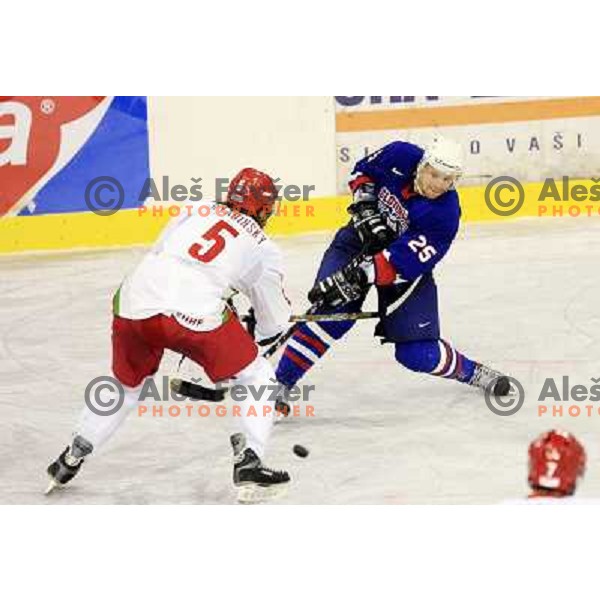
[3,95,600,254]
[2,179,600,253]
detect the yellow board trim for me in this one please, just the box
[0,210,171,254]
[1,181,599,254]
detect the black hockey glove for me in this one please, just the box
[308,258,370,308]
[348,184,396,255]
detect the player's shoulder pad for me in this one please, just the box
[409,188,461,239]
[428,189,462,235]
[364,140,424,174]
[442,188,462,219]
[383,140,425,160]
[439,186,460,201]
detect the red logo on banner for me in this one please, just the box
[0,96,106,216]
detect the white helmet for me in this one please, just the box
[420,137,464,177]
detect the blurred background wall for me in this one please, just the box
[149,96,337,198]
[2,95,600,253]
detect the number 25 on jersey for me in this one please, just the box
[407,234,438,263]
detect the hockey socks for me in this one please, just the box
[394,339,477,383]
[275,322,340,388]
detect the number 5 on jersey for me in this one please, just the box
[188,220,239,263]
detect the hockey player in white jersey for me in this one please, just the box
[518,429,587,504]
[46,168,292,502]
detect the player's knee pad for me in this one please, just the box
[394,340,441,373]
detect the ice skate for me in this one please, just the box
[45,436,93,494]
[469,364,512,396]
[231,433,290,504]
[273,380,294,423]
[274,398,292,423]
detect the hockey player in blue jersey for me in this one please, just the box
[275,137,511,401]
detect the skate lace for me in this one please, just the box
[63,451,82,468]
[471,364,501,388]
[259,466,288,479]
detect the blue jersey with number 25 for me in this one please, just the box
[351,141,462,280]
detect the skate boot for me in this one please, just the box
[45,435,93,494]
[275,398,291,421]
[273,380,292,423]
[231,433,290,504]
[469,364,512,396]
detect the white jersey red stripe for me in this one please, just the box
[118,201,291,342]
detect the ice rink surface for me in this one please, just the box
[2,217,600,504]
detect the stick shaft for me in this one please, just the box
[262,305,317,358]
[289,311,378,323]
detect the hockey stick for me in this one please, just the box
[170,374,228,401]
[290,310,378,323]
[172,252,371,400]
[171,308,380,400]
[262,304,319,358]
[263,249,370,358]
[171,305,321,400]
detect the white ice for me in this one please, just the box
[2,217,600,504]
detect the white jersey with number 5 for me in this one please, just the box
[117,202,291,341]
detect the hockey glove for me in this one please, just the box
[308,258,370,308]
[348,183,396,255]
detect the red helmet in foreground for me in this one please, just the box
[226,168,279,226]
[528,430,586,496]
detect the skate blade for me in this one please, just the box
[44,478,62,495]
[236,483,289,505]
[274,409,293,425]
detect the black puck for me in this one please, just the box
[293,444,309,458]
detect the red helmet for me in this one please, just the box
[226,168,279,225]
[528,430,586,496]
